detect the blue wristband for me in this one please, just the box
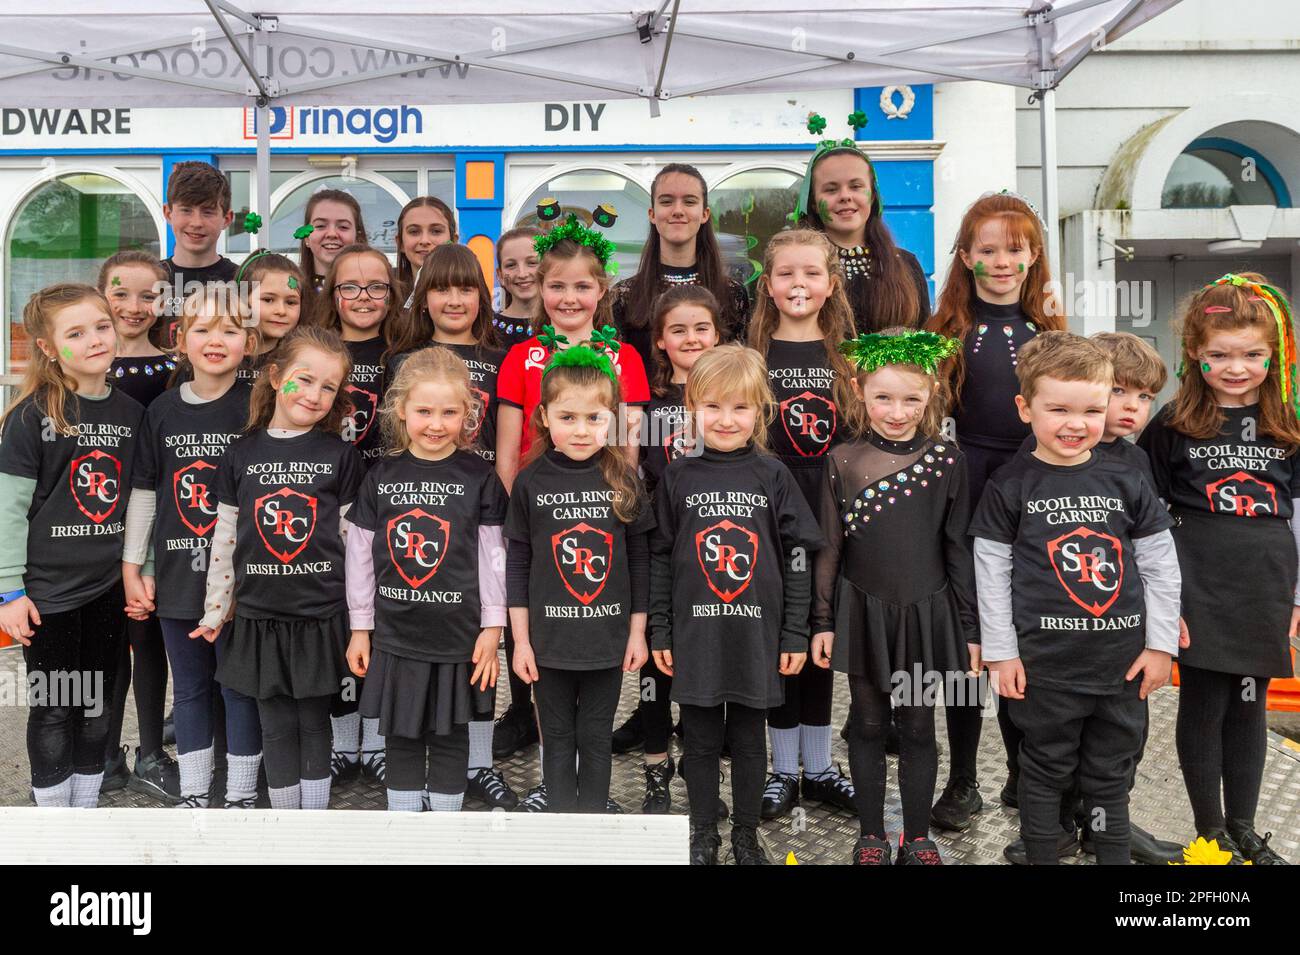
[0,588,26,605]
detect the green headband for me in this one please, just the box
[793,110,877,225]
[534,212,619,275]
[540,323,621,384]
[838,330,961,375]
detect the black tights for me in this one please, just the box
[847,677,937,841]
[680,702,766,830]
[257,694,332,788]
[1176,664,1271,833]
[386,726,469,795]
[105,613,168,759]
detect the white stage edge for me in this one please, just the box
[0,807,688,865]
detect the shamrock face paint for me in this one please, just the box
[287,276,298,290]
[1018,263,1026,273]
[60,347,74,361]
[281,380,299,394]
[972,261,988,277]
[110,276,121,287]
[1201,362,1212,374]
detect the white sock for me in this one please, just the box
[468,720,493,773]
[33,777,72,807]
[386,788,424,812]
[331,713,360,761]
[300,776,331,810]
[426,789,465,812]
[800,723,833,778]
[361,717,384,755]
[178,746,215,799]
[69,772,104,808]
[226,753,261,802]
[268,783,301,809]
[769,726,800,777]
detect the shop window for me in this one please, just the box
[710,167,802,290]
[5,173,158,381]
[1161,139,1286,209]
[514,168,651,278]
[270,173,431,254]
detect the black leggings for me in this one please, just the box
[1176,664,1271,833]
[24,584,124,787]
[330,675,362,718]
[847,676,937,841]
[533,666,622,812]
[257,694,332,788]
[105,612,169,758]
[639,657,673,754]
[680,702,766,829]
[386,726,470,795]
[768,661,833,729]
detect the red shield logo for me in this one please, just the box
[551,522,614,605]
[255,487,317,563]
[1204,471,1278,517]
[68,449,122,524]
[779,391,836,457]
[695,520,759,603]
[1047,526,1124,617]
[173,460,220,536]
[386,508,451,589]
[343,385,378,445]
[662,423,694,463]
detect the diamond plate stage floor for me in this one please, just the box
[2,645,1296,865]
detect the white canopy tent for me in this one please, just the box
[0,0,1185,278]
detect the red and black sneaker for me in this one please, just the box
[852,834,892,866]
[897,835,944,866]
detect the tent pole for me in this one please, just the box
[1038,87,1061,287]
[257,104,271,244]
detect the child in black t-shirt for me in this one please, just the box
[971,332,1181,865]
[122,287,259,808]
[506,336,653,814]
[158,161,238,343]
[619,284,723,813]
[193,327,363,811]
[0,284,144,808]
[242,252,304,382]
[1137,273,1300,865]
[649,344,823,865]
[97,249,178,801]
[385,243,519,809]
[812,328,975,866]
[748,228,862,819]
[345,347,509,812]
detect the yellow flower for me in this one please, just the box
[1168,836,1251,865]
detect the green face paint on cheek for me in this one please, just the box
[1201,362,1212,374]
[1264,358,1271,370]
[1018,263,1026,273]
[60,347,73,361]
[817,199,830,222]
[972,261,988,278]
[281,381,299,395]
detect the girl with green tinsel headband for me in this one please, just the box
[839,328,961,443]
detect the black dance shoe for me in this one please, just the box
[760,772,799,819]
[930,777,983,832]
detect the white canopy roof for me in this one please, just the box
[0,1,1181,108]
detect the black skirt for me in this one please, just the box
[830,577,971,691]
[1174,510,1295,678]
[360,648,495,739]
[215,611,349,700]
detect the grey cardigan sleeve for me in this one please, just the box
[973,537,1018,662]
[1133,529,1181,656]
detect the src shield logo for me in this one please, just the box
[466,386,490,444]
[173,460,220,536]
[551,522,613,605]
[255,487,317,563]
[1047,526,1123,617]
[386,508,451,589]
[780,391,836,456]
[695,520,759,603]
[343,385,377,446]
[1205,471,1277,516]
[69,449,121,523]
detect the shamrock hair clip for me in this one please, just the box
[794,109,877,223]
[533,212,619,276]
[293,224,315,241]
[838,330,961,375]
[243,211,263,234]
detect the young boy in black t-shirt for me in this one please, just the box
[158,161,238,343]
[970,332,1181,865]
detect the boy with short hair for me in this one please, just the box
[971,331,1182,865]
[159,161,238,334]
[1088,332,1168,485]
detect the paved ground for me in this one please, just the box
[1,644,1297,864]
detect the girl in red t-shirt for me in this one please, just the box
[495,219,649,495]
